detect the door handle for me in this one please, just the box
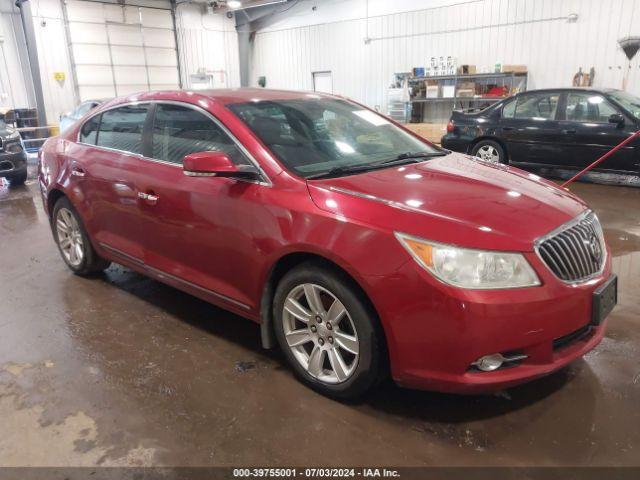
[502,126,514,131]
[71,167,86,177]
[138,191,159,205]
[562,129,577,135]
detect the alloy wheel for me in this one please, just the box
[282,283,359,384]
[476,145,500,163]
[56,208,85,267]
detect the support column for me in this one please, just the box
[15,0,47,126]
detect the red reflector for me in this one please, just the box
[446,120,455,133]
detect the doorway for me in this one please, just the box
[313,71,333,94]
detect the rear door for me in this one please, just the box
[136,102,264,310]
[73,103,151,263]
[499,91,563,165]
[556,91,638,172]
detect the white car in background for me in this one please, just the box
[59,99,105,133]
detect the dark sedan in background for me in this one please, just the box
[441,88,640,175]
[0,120,27,186]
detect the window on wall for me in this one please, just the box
[151,104,250,166]
[80,115,101,144]
[565,93,619,123]
[96,104,149,154]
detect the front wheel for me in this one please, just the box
[273,263,384,399]
[471,140,507,164]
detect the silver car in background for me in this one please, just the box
[59,99,105,133]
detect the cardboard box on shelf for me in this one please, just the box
[456,81,476,97]
[413,67,425,77]
[405,123,447,144]
[442,85,455,98]
[457,89,475,97]
[501,64,527,73]
[426,86,439,98]
[457,64,476,75]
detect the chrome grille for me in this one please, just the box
[536,211,606,283]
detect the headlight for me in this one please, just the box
[5,129,21,141]
[5,141,23,153]
[395,232,540,289]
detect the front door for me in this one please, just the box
[499,91,563,165]
[556,91,638,173]
[137,102,264,310]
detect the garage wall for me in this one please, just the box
[0,0,239,124]
[175,3,240,89]
[251,0,640,111]
[0,0,34,111]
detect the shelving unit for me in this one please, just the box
[407,71,528,123]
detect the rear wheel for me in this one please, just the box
[471,140,507,164]
[52,197,110,275]
[9,171,27,186]
[273,262,384,399]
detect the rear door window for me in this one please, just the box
[512,93,560,120]
[96,104,149,155]
[151,103,250,166]
[502,98,516,118]
[80,115,100,145]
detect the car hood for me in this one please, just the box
[306,152,588,252]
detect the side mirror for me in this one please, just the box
[608,113,625,128]
[183,151,259,180]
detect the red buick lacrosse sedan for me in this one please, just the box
[39,89,617,398]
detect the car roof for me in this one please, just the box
[106,88,337,109]
[514,87,621,96]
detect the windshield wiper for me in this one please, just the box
[306,151,449,180]
[375,151,448,166]
[306,164,379,180]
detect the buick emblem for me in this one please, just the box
[588,235,602,263]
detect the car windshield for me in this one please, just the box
[608,90,640,119]
[228,97,442,178]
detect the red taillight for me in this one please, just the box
[446,120,455,133]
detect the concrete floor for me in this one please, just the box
[0,175,639,467]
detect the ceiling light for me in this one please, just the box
[227,0,242,9]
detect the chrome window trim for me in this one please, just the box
[76,99,272,186]
[533,209,607,285]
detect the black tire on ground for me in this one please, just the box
[273,261,385,400]
[51,196,111,276]
[9,170,27,186]
[471,139,507,164]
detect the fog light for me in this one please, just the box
[473,354,504,372]
[471,352,528,372]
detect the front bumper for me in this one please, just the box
[366,249,613,394]
[0,150,28,179]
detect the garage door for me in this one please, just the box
[64,0,180,101]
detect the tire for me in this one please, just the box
[9,170,27,186]
[52,196,111,275]
[273,262,384,399]
[471,139,507,164]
